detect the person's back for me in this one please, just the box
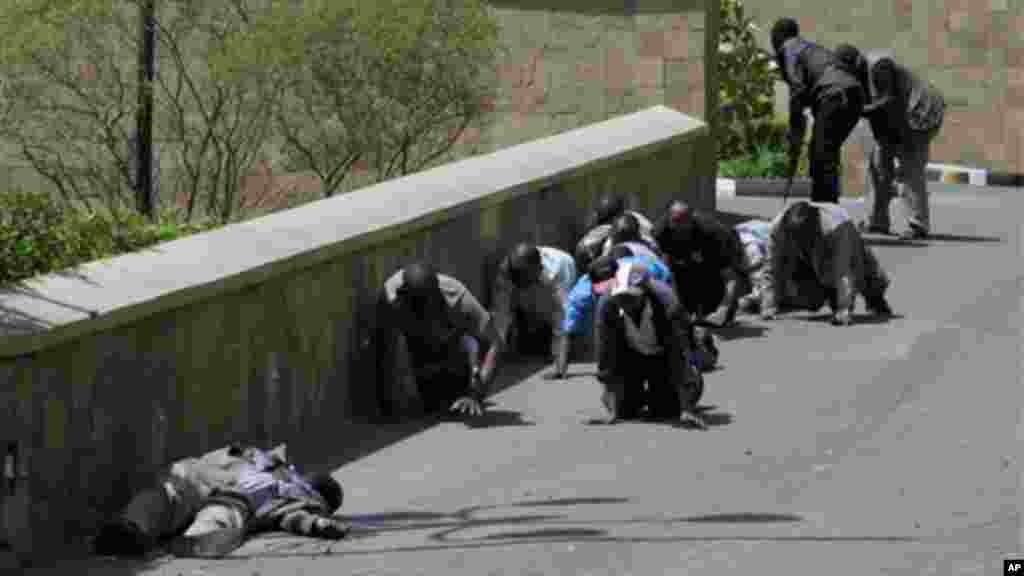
[777,36,859,107]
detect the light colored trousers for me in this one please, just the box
[864,121,940,234]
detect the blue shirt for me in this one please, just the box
[561,255,672,337]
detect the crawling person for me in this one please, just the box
[93,444,347,558]
[653,200,749,327]
[761,201,893,326]
[376,262,502,419]
[574,193,657,272]
[593,261,705,427]
[733,218,774,315]
[490,243,577,359]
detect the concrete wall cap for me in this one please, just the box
[0,106,706,357]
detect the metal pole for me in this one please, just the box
[136,0,156,220]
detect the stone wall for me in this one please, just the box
[0,106,712,563]
[465,0,718,154]
[743,1,1023,194]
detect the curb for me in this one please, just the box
[718,163,1023,198]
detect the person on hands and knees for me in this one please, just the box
[543,244,674,381]
[760,201,893,326]
[592,262,705,427]
[574,193,657,272]
[376,262,502,420]
[652,200,748,328]
[490,243,577,360]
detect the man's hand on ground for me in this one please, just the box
[313,517,351,540]
[831,310,853,326]
[680,410,707,430]
[450,396,485,417]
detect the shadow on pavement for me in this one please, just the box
[863,237,928,247]
[682,512,802,523]
[461,408,534,429]
[299,360,548,473]
[922,232,1003,243]
[223,496,918,559]
[864,232,1003,247]
[803,312,906,326]
[710,322,770,341]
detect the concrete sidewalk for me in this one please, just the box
[33,184,1023,575]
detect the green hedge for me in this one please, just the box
[0,191,218,286]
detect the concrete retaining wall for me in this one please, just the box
[0,106,713,563]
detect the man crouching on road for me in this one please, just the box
[592,261,705,427]
[761,201,893,326]
[376,261,502,419]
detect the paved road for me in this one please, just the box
[37,184,1023,575]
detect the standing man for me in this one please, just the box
[376,262,503,419]
[834,44,946,240]
[771,18,865,203]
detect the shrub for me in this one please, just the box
[717,0,812,176]
[717,0,776,161]
[0,191,218,287]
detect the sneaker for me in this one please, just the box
[93,520,152,557]
[899,227,928,240]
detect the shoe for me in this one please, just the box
[899,227,928,240]
[313,517,351,540]
[865,295,894,317]
[93,519,152,557]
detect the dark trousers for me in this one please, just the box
[411,340,472,414]
[670,262,725,319]
[597,303,681,420]
[514,308,553,357]
[810,86,864,203]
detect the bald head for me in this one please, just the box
[667,201,692,227]
[610,213,640,245]
[401,261,440,299]
[770,17,799,54]
[593,193,626,227]
[507,243,542,288]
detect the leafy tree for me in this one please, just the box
[216,0,501,197]
[716,0,777,161]
[0,1,281,224]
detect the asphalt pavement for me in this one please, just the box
[30,183,1024,575]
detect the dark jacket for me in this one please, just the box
[863,49,945,146]
[762,202,889,314]
[778,37,861,113]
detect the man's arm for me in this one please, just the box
[829,222,861,324]
[278,509,349,540]
[457,287,502,393]
[760,225,782,318]
[546,278,591,379]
